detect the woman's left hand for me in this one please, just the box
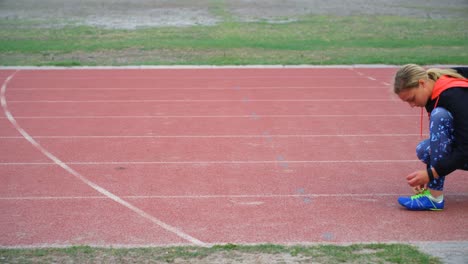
[406,170,429,187]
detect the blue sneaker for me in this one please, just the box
[398,189,444,211]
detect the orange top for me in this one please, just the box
[431,75,468,100]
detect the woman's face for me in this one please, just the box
[398,80,432,108]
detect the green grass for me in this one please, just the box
[0,244,442,263]
[0,15,467,66]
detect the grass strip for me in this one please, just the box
[0,243,441,263]
[0,15,467,66]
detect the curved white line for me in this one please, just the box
[1,71,206,247]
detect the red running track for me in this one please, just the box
[0,67,467,247]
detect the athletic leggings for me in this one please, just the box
[416,107,468,191]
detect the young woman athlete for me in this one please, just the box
[393,64,468,211]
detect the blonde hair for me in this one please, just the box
[393,64,465,94]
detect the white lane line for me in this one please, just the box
[1,71,206,247]
[0,134,424,139]
[0,114,420,119]
[2,193,467,201]
[9,99,397,103]
[12,86,389,90]
[0,196,106,200]
[350,68,384,84]
[0,193,436,201]
[0,160,421,166]
[0,65,402,70]
[0,76,382,81]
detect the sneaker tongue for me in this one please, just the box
[417,188,429,195]
[411,189,431,199]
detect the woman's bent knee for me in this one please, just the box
[431,107,453,121]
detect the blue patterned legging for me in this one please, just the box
[416,107,468,191]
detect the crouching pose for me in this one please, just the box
[393,64,468,210]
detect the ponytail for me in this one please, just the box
[426,68,464,82]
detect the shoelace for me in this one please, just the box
[410,189,430,200]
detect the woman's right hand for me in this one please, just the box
[413,184,427,194]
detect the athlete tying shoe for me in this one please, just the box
[393,64,468,211]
